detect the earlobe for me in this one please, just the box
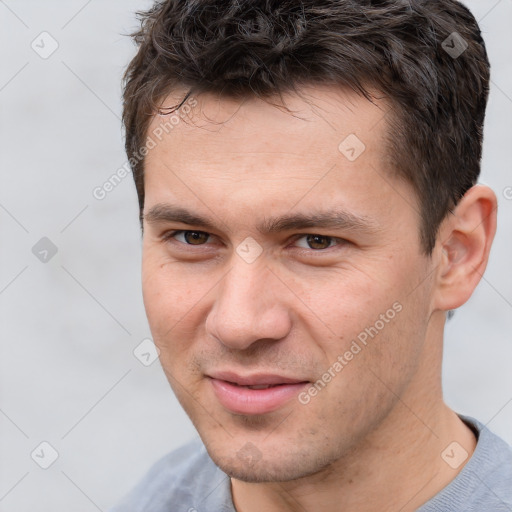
[433,185,497,312]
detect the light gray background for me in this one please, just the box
[0,1,511,510]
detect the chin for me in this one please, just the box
[207,442,337,483]
[218,460,312,483]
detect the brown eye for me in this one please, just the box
[182,231,209,245]
[304,234,334,250]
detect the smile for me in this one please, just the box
[207,371,309,415]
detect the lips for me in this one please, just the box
[238,384,279,390]
[209,370,307,386]
[207,371,309,415]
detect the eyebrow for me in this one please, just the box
[144,204,379,235]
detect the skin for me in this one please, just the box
[141,85,497,512]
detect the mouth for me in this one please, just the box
[230,383,286,390]
[207,371,310,415]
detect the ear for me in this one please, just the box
[432,184,497,312]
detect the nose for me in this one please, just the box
[205,259,292,351]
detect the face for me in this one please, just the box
[141,86,437,482]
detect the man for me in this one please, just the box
[111,0,512,510]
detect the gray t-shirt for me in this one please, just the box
[110,415,512,511]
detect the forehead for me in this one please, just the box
[146,85,390,160]
[144,85,393,192]
[142,85,417,235]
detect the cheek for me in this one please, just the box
[296,266,398,339]
[337,283,430,395]
[141,249,227,375]
[299,259,427,377]
[141,253,200,344]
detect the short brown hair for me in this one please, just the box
[122,0,490,254]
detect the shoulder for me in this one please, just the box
[109,438,234,512]
[420,415,512,512]
[467,416,512,509]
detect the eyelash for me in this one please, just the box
[161,230,347,253]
